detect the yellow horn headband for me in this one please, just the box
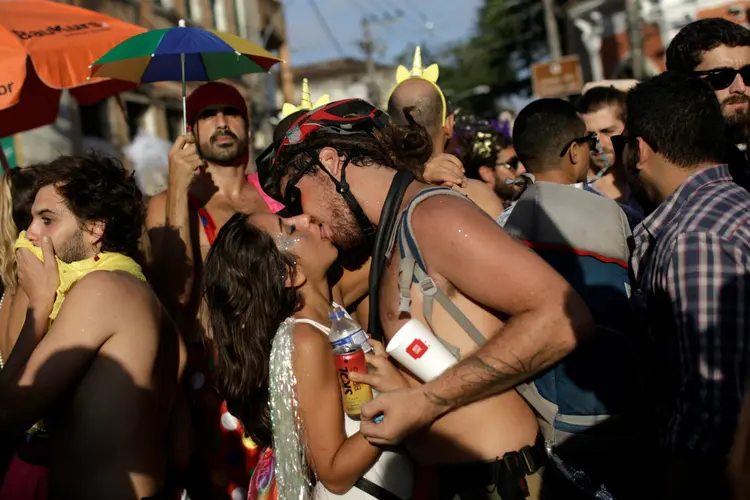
[387,46,447,126]
[280,78,331,119]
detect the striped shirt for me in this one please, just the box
[630,164,750,460]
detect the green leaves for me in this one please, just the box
[393,0,566,111]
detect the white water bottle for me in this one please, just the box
[329,307,372,353]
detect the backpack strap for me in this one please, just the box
[368,170,415,342]
[396,187,487,349]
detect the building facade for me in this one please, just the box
[14,0,290,166]
[565,0,750,83]
[285,58,397,112]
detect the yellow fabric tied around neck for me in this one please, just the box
[13,231,146,323]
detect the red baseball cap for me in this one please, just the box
[186,82,248,126]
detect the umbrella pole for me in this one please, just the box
[181,52,187,136]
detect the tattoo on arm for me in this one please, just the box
[424,342,568,410]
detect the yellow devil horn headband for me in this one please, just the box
[388,46,446,125]
[280,78,331,119]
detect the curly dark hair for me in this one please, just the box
[275,110,433,181]
[451,114,506,180]
[666,18,750,72]
[202,213,302,448]
[33,154,145,260]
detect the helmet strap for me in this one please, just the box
[308,148,376,243]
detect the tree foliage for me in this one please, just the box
[394,0,568,113]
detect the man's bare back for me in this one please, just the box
[39,272,186,500]
[379,184,538,464]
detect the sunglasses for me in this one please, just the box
[498,156,520,171]
[559,132,598,157]
[695,65,750,91]
[611,134,659,166]
[611,134,634,163]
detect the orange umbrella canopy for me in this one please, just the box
[0,0,146,137]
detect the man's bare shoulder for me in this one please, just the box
[409,193,516,263]
[456,180,504,219]
[411,191,492,229]
[66,271,155,313]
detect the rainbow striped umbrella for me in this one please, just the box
[89,20,282,133]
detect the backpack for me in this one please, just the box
[383,183,644,447]
[503,182,644,443]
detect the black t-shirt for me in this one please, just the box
[726,143,750,192]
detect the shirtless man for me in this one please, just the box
[265,99,593,497]
[146,82,287,500]
[147,82,279,314]
[0,155,186,500]
[387,77,505,219]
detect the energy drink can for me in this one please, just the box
[333,344,373,420]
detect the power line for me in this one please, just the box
[308,0,347,58]
[400,0,433,29]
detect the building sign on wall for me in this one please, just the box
[531,55,584,98]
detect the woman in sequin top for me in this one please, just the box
[202,212,414,500]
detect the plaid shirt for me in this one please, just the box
[630,165,750,460]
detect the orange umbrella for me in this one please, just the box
[0,0,146,138]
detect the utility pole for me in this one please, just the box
[542,0,562,59]
[359,13,403,106]
[361,17,381,106]
[626,0,645,80]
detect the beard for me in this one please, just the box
[198,129,248,165]
[493,180,518,201]
[325,190,367,251]
[722,95,750,141]
[57,228,88,263]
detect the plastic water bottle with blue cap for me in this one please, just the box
[329,306,373,353]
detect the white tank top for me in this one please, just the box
[292,306,414,500]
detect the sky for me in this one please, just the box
[283,0,484,67]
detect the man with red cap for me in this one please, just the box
[145,82,281,500]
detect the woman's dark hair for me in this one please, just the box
[202,213,302,448]
[33,154,145,260]
[9,167,37,231]
[276,109,433,180]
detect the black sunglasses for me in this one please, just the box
[279,158,318,216]
[611,134,634,164]
[611,134,660,160]
[559,132,598,157]
[695,65,750,91]
[498,156,520,171]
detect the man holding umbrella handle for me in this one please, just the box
[146,82,276,500]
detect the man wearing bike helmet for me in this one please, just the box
[260,99,594,498]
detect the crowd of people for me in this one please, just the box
[0,15,750,500]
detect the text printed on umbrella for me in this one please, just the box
[13,22,110,40]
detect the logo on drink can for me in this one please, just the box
[333,344,373,420]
